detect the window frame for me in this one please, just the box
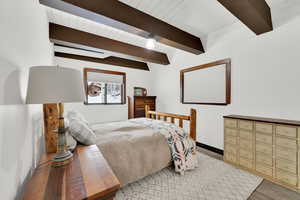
[83,68,126,105]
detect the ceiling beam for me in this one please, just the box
[49,23,169,65]
[55,52,150,71]
[54,45,109,59]
[217,0,273,35]
[40,0,204,54]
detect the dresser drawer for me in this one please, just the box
[225,153,237,163]
[276,146,297,163]
[256,152,273,166]
[225,136,237,145]
[276,169,297,186]
[256,133,273,145]
[256,122,273,134]
[256,142,272,155]
[276,125,297,138]
[144,99,155,104]
[276,137,297,150]
[240,138,253,150]
[225,128,238,137]
[225,145,237,155]
[225,119,238,128]
[240,148,253,160]
[276,159,297,174]
[135,105,145,110]
[256,163,273,177]
[239,120,253,131]
[134,111,146,118]
[240,157,253,169]
[239,130,253,140]
[136,105,155,110]
[135,99,145,105]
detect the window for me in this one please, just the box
[84,68,126,105]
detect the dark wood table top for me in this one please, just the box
[23,145,120,200]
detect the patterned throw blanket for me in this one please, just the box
[129,118,198,175]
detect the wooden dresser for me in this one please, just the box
[133,96,156,118]
[223,115,300,192]
[23,145,120,200]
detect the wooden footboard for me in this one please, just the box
[145,106,197,141]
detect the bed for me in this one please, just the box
[67,106,197,187]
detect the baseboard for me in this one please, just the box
[196,142,224,155]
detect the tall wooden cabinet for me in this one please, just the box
[133,96,156,118]
[224,115,300,192]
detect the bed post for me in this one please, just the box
[190,109,197,141]
[145,105,150,118]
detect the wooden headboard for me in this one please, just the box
[145,105,197,140]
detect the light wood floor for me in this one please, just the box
[197,147,300,200]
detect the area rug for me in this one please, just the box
[115,153,262,200]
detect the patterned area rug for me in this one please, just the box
[115,153,262,200]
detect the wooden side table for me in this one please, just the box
[23,145,120,200]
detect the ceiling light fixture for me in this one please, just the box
[146,36,156,50]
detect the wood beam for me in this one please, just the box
[217,0,273,35]
[55,52,150,71]
[40,0,204,54]
[49,23,170,65]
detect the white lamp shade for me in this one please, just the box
[26,66,85,104]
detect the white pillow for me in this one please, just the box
[66,131,77,151]
[66,110,89,125]
[69,118,96,145]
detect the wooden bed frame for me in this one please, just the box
[145,105,197,141]
[43,104,197,153]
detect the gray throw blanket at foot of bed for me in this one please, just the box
[93,119,197,186]
[94,123,171,186]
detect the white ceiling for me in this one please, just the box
[119,0,238,38]
[46,0,300,62]
[120,0,300,37]
[266,0,300,27]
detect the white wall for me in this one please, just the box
[152,16,300,149]
[0,1,53,199]
[54,57,155,124]
[1,1,300,199]
[0,2,155,198]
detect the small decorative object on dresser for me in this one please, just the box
[133,96,156,118]
[223,115,300,193]
[134,87,147,96]
[23,145,120,200]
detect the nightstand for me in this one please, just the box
[23,145,120,200]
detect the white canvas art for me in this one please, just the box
[181,59,230,105]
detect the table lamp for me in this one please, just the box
[26,66,85,166]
